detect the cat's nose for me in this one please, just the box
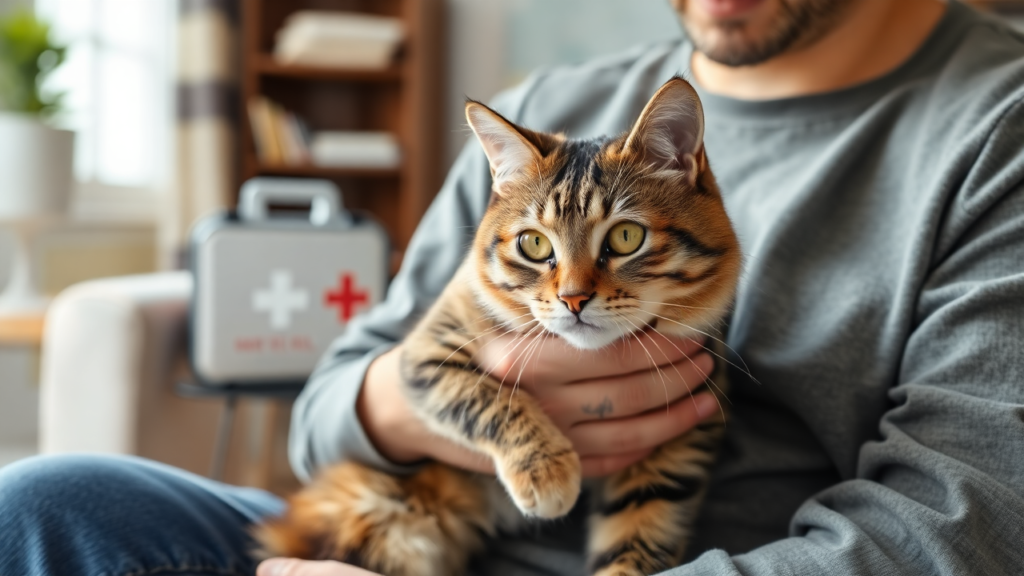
[558,292,592,315]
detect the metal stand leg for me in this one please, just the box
[209,393,238,481]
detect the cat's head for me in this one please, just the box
[466,77,741,350]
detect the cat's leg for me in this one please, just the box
[585,415,726,576]
[255,461,492,576]
[402,339,582,519]
[401,283,582,520]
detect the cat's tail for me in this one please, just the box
[251,461,493,576]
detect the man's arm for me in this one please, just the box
[287,135,495,481]
[665,135,1024,574]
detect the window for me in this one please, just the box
[36,0,175,221]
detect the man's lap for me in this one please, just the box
[0,453,584,576]
[0,453,284,576]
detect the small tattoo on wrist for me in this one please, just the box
[582,396,614,419]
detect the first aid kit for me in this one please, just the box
[189,177,389,385]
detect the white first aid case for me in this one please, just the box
[189,178,389,385]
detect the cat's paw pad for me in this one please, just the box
[498,448,581,518]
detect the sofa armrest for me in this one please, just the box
[39,271,223,475]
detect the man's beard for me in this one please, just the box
[681,0,857,67]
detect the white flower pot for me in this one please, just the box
[0,113,76,314]
[0,112,75,219]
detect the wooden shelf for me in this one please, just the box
[254,55,403,82]
[256,163,401,178]
[241,0,445,254]
[0,313,46,346]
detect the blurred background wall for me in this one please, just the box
[1,0,1021,473]
[444,0,680,165]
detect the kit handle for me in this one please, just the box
[238,177,350,226]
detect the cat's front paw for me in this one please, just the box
[497,447,581,518]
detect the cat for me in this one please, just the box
[255,77,742,576]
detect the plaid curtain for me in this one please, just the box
[164,0,238,267]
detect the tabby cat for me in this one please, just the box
[256,77,742,576]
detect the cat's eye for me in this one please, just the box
[518,230,553,262]
[606,222,645,255]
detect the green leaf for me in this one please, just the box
[0,9,67,117]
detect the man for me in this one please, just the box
[2,1,1022,575]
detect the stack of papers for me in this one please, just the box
[274,11,404,69]
[310,132,401,169]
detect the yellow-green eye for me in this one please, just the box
[606,222,645,255]
[518,230,553,262]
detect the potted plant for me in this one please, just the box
[0,9,73,313]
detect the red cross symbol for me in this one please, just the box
[324,273,370,322]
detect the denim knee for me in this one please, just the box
[0,453,115,522]
[0,453,280,576]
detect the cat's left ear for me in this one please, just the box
[623,77,705,183]
[465,101,545,194]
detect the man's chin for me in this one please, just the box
[692,32,780,67]
[678,0,856,68]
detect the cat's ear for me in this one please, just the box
[465,101,543,193]
[623,77,705,182]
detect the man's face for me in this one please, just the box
[672,0,857,67]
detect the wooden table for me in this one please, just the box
[0,313,46,346]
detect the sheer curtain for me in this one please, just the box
[172,0,238,267]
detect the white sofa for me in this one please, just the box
[39,272,225,476]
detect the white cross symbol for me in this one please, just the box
[252,269,309,330]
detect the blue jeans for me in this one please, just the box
[0,454,284,576]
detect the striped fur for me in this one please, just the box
[256,78,741,576]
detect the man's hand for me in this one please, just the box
[357,331,718,477]
[257,558,381,576]
[477,330,719,476]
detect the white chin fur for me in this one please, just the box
[547,320,627,350]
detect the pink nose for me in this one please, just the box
[558,293,591,314]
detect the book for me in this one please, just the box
[247,96,283,165]
[248,96,313,167]
[279,110,311,166]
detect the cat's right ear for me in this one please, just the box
[623,77,705,183]
[465,101,543,193]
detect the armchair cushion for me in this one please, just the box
[39,272,222,475]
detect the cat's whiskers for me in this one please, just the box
[633,298,721,313]
[532,330,553,385]
[606,313,672,416]
[495,323,548,419]
[621,310,731,418]
[612,313,676,415]
[644,311,759,385]
[463,318,541,392]
[608,162,641,201]
[606,162,630,202]
[491,321,546,400]
[505,325,549,421]
[429,311,537,380]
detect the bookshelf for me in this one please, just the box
[240,0,446,260]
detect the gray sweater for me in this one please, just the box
[290,2,1024,574]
